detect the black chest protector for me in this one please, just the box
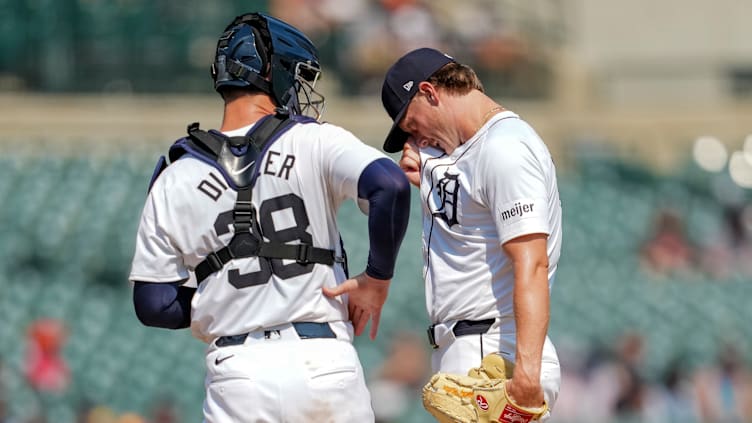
[151,112,344,284]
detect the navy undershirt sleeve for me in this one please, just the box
[133,281,195,329]
[357,158,411,280]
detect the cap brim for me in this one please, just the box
[382,107,410,153]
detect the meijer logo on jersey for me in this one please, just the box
[501,202,534,221]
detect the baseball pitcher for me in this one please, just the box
[380,48,563,422]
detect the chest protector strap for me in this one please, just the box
[182,113,338,284]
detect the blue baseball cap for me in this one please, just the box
[381,48,455,153]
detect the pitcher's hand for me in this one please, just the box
[399,140,420,187]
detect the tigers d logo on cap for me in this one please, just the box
[380,48,455,153]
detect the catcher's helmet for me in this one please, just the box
[211,13,324,119]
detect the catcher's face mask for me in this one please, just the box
[290,61,325,120]
[212,12,326,120]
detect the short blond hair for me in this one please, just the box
[426,62,484,95]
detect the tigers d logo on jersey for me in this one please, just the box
[432,171,460,227]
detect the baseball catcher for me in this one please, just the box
[423,353,548,423]
[129,11,411,422]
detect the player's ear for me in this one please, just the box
[418,81,437,103]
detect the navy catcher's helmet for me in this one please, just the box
[211,13,324,119]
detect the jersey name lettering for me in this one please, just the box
[263,151,295,180]
[198,172,228,201]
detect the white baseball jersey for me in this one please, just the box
[129,120,387,343]
[419,111,562,328]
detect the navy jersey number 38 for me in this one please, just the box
[213,193,314,288]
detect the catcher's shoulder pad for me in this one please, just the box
[160,113,297,191]
[146,155,168,193]
[145,132,249,195]
[167,123,261,190]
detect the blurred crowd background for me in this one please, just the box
[1,0,751,422]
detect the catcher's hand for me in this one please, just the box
[422,354,547,423]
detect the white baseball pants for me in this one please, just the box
[202,322,374,423]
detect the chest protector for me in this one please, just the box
[150,112,344,284]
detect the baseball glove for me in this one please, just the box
[422,354,547,423]
[467,352,514,380]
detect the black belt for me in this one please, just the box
[215,322,336,347]
[427,319,495,349]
